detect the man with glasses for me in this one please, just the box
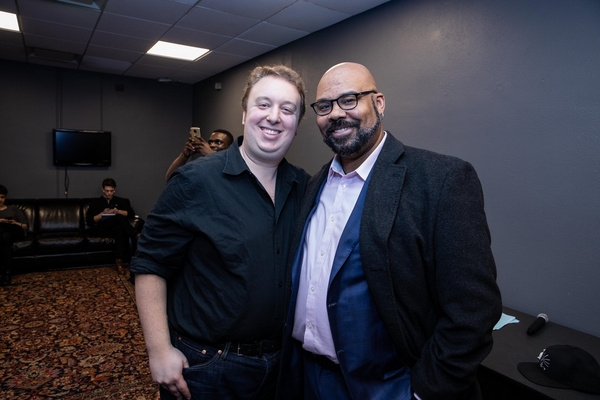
[165,129,234,181]
[279,62,502,400]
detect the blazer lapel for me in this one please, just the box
[361,133,406,272]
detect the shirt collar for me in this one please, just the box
[328,131,388,181]
[223,136,250,176]
[223,135,296,182]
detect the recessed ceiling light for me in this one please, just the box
[0,11,20,32]
[147,41,209,61]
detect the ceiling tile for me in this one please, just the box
[24,33,88,54]
[96,13,170,41]
[103,0,192,24]
[309,0,391,15]
[177,6,259,37]
[80,54,131,73]
[267,1,349,32]
[17,0,101,29]
[196,0,296,21]
[135,53,189,68]
[20,16,93,43]
[215,38,276,59]
[161,26,231,49]
[89,30,155,53]
[238,22,308,47]
[190,51,251,72]
[85,44,143,63]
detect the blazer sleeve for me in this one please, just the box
[410,161,502,399]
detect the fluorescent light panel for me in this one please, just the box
[147,41,209,61]
[0,11,20,32]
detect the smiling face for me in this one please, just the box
[208,132,232,151]
[240,75,302,166]
[315,63,386,171]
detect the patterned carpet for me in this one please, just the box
[0,267,159,399]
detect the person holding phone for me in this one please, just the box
[165,128,234,181]
[0,184,28,286]
[86,178,138,275]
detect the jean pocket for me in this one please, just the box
[175,335,223,370]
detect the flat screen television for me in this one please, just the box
[52,129,111,166]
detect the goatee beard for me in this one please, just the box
[323,110,381,157]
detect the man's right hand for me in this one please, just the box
[149,346,191,400]
[190,136,214,157]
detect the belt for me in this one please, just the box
[171,325,281,357]
[304,350,341,373]
[230,338,281,356]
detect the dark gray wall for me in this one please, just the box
[193,0,600,336]
[0,60,193,218]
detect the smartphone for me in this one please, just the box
[190,127,201,139]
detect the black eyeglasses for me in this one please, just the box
[310,90,377,116]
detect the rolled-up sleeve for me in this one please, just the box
[130,172,198,279]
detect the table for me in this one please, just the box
[481,307,600,399]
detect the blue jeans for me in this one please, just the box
[161,328,280,400]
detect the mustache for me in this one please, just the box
[325,119,359,134]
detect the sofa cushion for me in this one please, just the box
[37,199,82,233]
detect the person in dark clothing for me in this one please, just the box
[131,65,309,400]
[165,129,235,182]
[0,184,28,286]
[86,178,138,275]
[279,62,501,400]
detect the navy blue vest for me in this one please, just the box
[327,173,412,399]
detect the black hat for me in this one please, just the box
[518,345,600,394]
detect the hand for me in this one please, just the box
[182,137,198,157]
[102,208,117,215]
[190,136,215,157]
[149,346,191,400]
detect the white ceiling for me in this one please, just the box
[0,0,390,84]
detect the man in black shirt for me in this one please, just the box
[131,65,309,400]
[86,178,138,274]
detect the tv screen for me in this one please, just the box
[52,129,111,166]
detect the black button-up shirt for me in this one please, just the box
[131,139,308,343]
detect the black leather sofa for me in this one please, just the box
[6,198,144,274]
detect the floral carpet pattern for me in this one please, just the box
[0,267,159,399]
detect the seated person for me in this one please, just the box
[165,128,234,181]
[86,178,138,275]
[0,184,28,286]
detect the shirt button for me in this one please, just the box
[310,286,315,293]
[307,323,313,329]
[330,216,335,222]
[320,250,325,256]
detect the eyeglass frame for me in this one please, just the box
[310,90,377,116]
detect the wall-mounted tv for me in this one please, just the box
[52,129,111,166]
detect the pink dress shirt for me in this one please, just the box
[292,133,387,363]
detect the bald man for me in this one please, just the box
[279,62,501,400]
